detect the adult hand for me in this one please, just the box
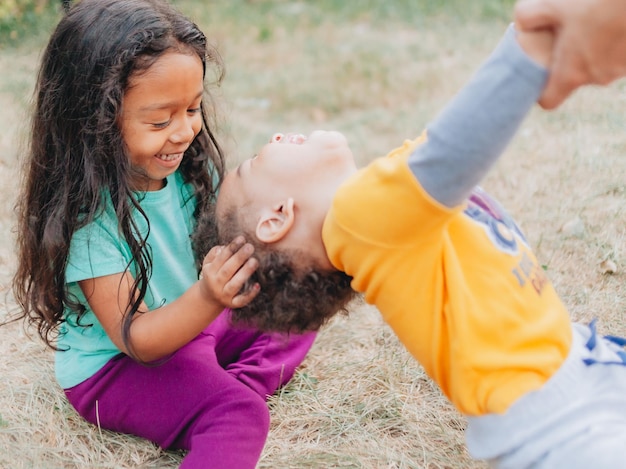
[200,236,259,308]
[515,0,626,109]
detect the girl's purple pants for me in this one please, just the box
[64,310,316,468]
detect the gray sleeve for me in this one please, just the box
[408,24,548,208]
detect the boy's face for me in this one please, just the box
[217,130,356,221]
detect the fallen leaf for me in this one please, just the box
[600,259,618,275]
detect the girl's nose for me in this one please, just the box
[171,117,197,143]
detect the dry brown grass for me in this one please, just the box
[1,1,625,468]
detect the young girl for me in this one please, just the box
[11,1,315,467]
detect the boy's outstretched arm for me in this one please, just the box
[408,25,552,208]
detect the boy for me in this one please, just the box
[195,25,626,468]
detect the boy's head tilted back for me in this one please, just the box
[194,131,360,332]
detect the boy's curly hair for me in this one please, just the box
[192,205,357,333]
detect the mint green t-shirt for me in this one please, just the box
[58,172,198,389]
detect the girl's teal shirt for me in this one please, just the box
[58,171,198,389]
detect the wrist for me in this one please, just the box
[193,279,223,312]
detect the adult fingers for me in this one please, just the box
[538,47,588,109]
[538,74,580,109]
[514,0,571,109]
[514,0,560,31]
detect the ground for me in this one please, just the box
[0,4,625,467]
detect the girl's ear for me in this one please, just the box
[255,198,295,243]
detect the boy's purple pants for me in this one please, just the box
[64,310,316,468]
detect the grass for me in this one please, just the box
[1,0,625,468]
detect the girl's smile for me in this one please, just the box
[156,152,184,162]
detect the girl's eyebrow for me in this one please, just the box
[139,90,204,111]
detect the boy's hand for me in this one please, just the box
[199,236,259,308]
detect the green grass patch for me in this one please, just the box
[0,0,62,47]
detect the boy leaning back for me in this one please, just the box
[196,23,626,469]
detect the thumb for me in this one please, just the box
[514,0,560,31]
[537,78,573,109]
[537,64,584,109]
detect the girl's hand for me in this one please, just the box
[199,236,260,308]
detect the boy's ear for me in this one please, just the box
[255,198,295,243]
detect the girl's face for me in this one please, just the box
[120,51,204,191]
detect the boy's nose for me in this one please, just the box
[270,133,307,144]
[270,133,284,143]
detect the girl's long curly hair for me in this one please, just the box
[12,0,225,355]
[193,205,358,334]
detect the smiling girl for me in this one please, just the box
[11,1,315,467]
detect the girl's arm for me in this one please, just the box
[408,25,552,208]
[79,236,258,362]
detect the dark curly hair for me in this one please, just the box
[193,205,357,333]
